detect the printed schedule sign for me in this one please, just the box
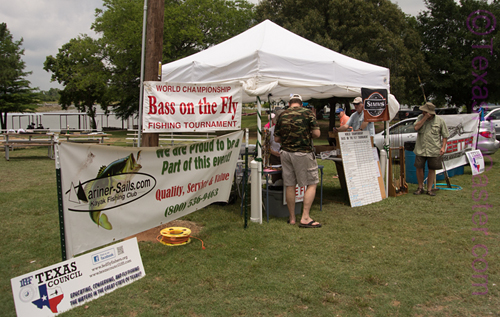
[338,131,383,207]
[143,81,243,132]
[11,238,145,317]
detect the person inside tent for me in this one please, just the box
[268,109,284,184]
[335,97,375,136]
[274,94,322,228]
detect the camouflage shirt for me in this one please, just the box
[274,106,319,153]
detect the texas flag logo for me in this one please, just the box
[472,157,481,173]
[32,284,64,313]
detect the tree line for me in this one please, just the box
[1,0,499,130]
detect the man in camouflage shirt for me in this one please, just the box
[274,94,322,228]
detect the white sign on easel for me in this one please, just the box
[338,131,382,207]
[466,150,484,175]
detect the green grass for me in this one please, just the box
[1,136,499,316]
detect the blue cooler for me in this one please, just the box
[404,142,464,184]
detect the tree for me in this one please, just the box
[92,0,255,119]
[44,35,110,129]
[0,23,38,130]
[418,0,500,112]
[38,88,61,102]
[255,0,429,105]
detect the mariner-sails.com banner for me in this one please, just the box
[143,82,243,132]
[59,131,243,256]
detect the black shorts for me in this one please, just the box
[414,155,443,170]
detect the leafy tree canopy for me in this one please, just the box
[44,35,110,129]
[255,0,429,106]
[38,88,61,102]
[91,0,255,119]
[0,23,39,130]
[418,0,500,112]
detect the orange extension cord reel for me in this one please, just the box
[156,227,205,249]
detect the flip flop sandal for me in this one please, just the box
[299,220,322,228]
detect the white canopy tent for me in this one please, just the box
[161,19,399,117]
[160,20,399,218]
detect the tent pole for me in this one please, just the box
[256,97,262,159]
[384,121,389,196]
[256,97,263,223]
[137,0,148,147]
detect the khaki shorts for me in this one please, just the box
[414,155,443,170]
[280,151,319,187]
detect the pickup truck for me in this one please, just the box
[398,106,458,120]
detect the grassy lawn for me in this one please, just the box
[1,131,498,316]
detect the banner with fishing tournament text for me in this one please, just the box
[59,131,243,257]
[143,81,243,132]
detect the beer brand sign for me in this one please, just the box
[361,88,389,122]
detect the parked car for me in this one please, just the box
[398,106,422,120]
[373,117,499,156]
[478,120,500,154]
[484,108,500,140]
[373,118,417,155]
[477,104,500,112]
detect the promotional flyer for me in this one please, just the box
[11,238,145,317]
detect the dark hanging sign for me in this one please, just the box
[361,88,389,122]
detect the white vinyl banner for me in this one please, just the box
[59,131,243,257]
[11,238,145,317]
[440,114,480,173]
[143,81,243,132]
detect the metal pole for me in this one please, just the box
[54,135,67,260]
[137,0,148,147]
[384,121,389,196]
[244,128,249,228]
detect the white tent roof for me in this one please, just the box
[162,19,396,111]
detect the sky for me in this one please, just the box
[0,0,428,92]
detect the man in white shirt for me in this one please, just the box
[335,97,375,136]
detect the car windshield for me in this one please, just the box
[486,109,500,119]
[390,121,416,134]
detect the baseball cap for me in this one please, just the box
[289,94,302,101]
[353,97,363,105]
[335,108,344,114]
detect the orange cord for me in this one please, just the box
[189,236,206,250]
